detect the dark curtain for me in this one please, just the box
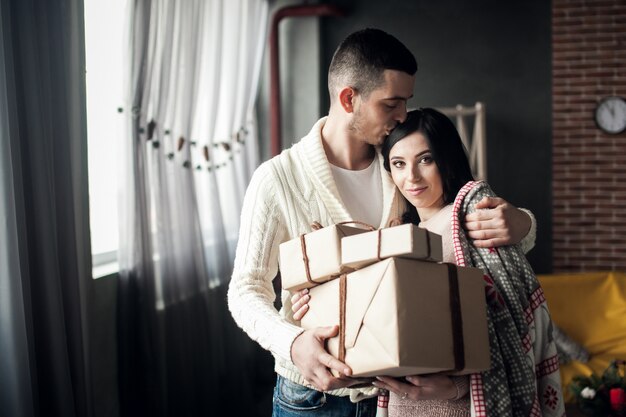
[118,282,273,417]
[0,0,93,416]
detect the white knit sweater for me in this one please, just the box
[227,117,406,399]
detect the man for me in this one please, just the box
[228,28,535,417]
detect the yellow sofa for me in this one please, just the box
[537,271,626,403]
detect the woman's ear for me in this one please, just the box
[338,87,356,113]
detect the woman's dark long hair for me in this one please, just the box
[381,108,475,224]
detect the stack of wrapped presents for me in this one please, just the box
[279,222,490,378]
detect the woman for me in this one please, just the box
[293,109,565,417]
[371,108,477,416]
[376,108,564,417]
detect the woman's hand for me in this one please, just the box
[372,374,457,401]
[291,288,310,321]
[388,217,404,227]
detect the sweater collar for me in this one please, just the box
[300,117,400,228]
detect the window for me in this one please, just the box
[84,0,128,278]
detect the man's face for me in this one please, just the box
[349,70,415,146]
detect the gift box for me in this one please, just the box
[341,223,443,270]
[279,223,370,291]
[300,258,490,377]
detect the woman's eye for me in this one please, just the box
[392,160,404,168]
[419,155,433,164]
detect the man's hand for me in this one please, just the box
[464,197,531,248]
[372,375,457,401]
[291,325,356,392]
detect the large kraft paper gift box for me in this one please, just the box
[279,223,370,292]
[300,258,490,377]
[342,223,443,269]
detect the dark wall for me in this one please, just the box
[320,0,552,273]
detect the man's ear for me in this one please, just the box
[338,87,357,113]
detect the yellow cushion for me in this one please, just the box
[537,271,626,402]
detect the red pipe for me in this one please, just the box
[269,4,344,157]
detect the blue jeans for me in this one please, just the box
[272,376,377,417]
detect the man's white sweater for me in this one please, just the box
[227,117,405,398]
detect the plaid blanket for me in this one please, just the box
[376,181,565,417]
[451,181,565,417]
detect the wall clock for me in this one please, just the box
[595,96,626,134]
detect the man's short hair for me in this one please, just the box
[328,28,417,102]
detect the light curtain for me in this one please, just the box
[120,0,266,305]
[117,0,268,415]
[0,0,93,416]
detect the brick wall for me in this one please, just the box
[552,0,626,271]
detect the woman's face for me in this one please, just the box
[388,131,445,221]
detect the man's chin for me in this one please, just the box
[362,133,386,147]
[373,136,386,146]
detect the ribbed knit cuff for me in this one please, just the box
[518,207,537,254]
[271,321,305,364]
[451,375,470,400]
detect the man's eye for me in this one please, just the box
[385,103,398,110]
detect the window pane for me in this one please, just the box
[84,0,127,269]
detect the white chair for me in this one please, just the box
[437,102,487,181]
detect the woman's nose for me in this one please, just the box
[408,166,421,181]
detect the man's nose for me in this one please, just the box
[396,104,408,123]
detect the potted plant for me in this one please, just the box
[570,360,626,417]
